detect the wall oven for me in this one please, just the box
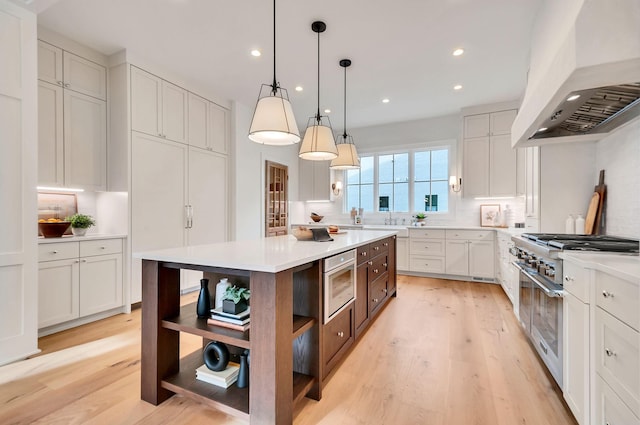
[323,249,357,323]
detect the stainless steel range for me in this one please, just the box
[510,233,639,388]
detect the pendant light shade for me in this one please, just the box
[330,59,360,169]
[299,21,338,161]
[248,0,300,145]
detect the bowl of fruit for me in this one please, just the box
[38,218,71,238]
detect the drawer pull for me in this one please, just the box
[382,288,388,294]
[373,269,379,273]
[74,260,80,263]
[383,263,388,267]
[605,348,616,357]
[602,291,614,298]
[337,331,344,338]
[81,259,87,263]
[383,242,388,246]
[361,252,367,257]
[564,276,574,282]
[367,261,373,266]
[52,250,58,254]
[373,298,379,303]
[373,246,379,251]
[100,246,106,250]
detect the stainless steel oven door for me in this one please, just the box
[323,255,356,323]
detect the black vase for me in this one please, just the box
[196,278,211,318]
[237,352,249,388]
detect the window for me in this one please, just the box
[345,147,450,213]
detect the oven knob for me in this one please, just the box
[546,269,555,277]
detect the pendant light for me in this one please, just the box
[248,0,300,145]
[299,21,338,161]
[330,59,360,169]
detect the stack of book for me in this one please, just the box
[195,363,239,388]
[207,307,250,331]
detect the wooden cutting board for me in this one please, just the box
[593,170,606,235]
[584,192,600,235]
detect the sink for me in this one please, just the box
[362,224,409,237]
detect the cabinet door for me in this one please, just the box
[187,92,208,149]
[525,146,540,219]
[79,253,123,316]
[38,259,80,328]
[131,67,162,138]
[62,51,106,100]
[299,160,330,201]
[323,305,354,378]
[354,263,369,337]
[464,114,490,138]
[162,80,187,143]
[445,240,468,275]
[37,40,63,86]
[187,147,228,245]
[38,81,64,186]
[489,110,517,135]
[396,237,408,271]
[462,137,490,197]
[489,133,516,197]
[63,90,107,190]
[563,292,589,425]
[131,133,187,303]
[468,240,494,278]
[208,102,228,154]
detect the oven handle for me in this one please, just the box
[512,261,564,298]
[324,256,356,275]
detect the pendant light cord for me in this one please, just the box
[271,0,277,93]
[316,30,321,123]
[343,65,347,140]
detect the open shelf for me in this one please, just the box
[162,350,250,420]
[162,303,250,350]
[292,315,316,340]
[292,372,315,407]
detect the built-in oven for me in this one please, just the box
[512,254,563,387]
[323,249,357,323]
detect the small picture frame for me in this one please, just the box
[480,204,501,227]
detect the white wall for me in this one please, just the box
[595,119,640,238]
[232,101,301,240]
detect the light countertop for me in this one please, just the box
[38,234,127,244]
[134,230,397,273]
[292,223,524,237]
[560,252,640,283]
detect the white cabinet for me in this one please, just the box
[496,231,518,307]
[37,40,107,190]
[463,109,518,198]
[524,146,540,228]
[396,236,408,271]
[409,228,446,274]
[187,92,229,154]
[131,66,187,143]
[299,160,330,201]
[37,238,123,330]
[445,230,495,279]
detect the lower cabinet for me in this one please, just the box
[323,304,354,379]
[595,375,640,425]
[563,291,590,425]
[38,238,124,330]
[445,230,495,279]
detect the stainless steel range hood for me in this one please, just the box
[512,0,640,147]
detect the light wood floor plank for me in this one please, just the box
[0,276,576,424]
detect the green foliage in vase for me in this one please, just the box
[65,213,96,229]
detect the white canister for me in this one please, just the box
[565,214,575,234]
[215,278,230,309]
[575,214,585,234]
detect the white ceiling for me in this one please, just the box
[30,0,542,131]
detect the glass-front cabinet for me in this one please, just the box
[265,161,288,237]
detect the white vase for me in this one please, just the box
[71,227,87,236]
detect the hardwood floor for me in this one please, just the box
[0,276,577,424]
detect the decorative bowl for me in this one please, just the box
[292,226,313,241]
[38,221,71,238]
[310,214,324,223]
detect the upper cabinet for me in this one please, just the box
[131,66,187,144]
[37,40,107,190]
[187,92,229,154]
[299,160,330,201]
[462,109,518,198]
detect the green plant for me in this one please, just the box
[223,285,250,304]
[65,213,96,229]
[414,212,426,219]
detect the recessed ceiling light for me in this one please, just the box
[250,49,261,57]
[324,109,331,114]
[295,86,303,92]
[567,94,581,101]
[453,84,463,90]
[537,127,548,132]
[382,98,390,103]
[453,48,464,56]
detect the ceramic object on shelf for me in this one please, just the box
[38,221,70,238]
[237,351,249,388]
[196,278,211,318]
[215,278,230,310]
[203,341,229,372]
[223,299,247,315]
[71,227,87,236]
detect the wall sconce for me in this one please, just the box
[449,176,462,192]
[331,181,343,196]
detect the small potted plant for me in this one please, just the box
[222,285,250,314]
[414,212,426,223]
[66,213,96,236]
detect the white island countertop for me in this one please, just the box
[134,230,397,273]
[560,252,640,282]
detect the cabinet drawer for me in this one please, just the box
[369,239,389,256]
[409,228,445,239]
[595,307,640,417]
[446,229,494,241]
[323,305,354,377]
[38,242,79,261]
[595,270,639,331]
[80,238,123,257]
[370,277,389,316]
[410,255,445,274]
[410,239,445,256]
[356,244,370,265]
[563,261,590,303]
[368,254,389,282]
[596,375,640,425]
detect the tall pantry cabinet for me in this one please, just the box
[109,61,230,304]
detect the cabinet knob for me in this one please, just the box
[383,242,388,246]
[383,263,388,267]
[64,83,70,88]
[100,246,106,250]
[81,259,87,263]
[602,291,614,299]
[52,250,58,254]
[74,260,80,263]
[373,269,379,273]
[337,331,344,338]
[424,263,429,266]
[372,298,379,303]
[361,252,367,257]
[367,261,373,266]
[382,288,388,294]
[374,246,379,251]
[605,348,616,357]
[564,276,574,282]
[57,80,64,86]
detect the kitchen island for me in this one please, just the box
[135,230,397,424]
